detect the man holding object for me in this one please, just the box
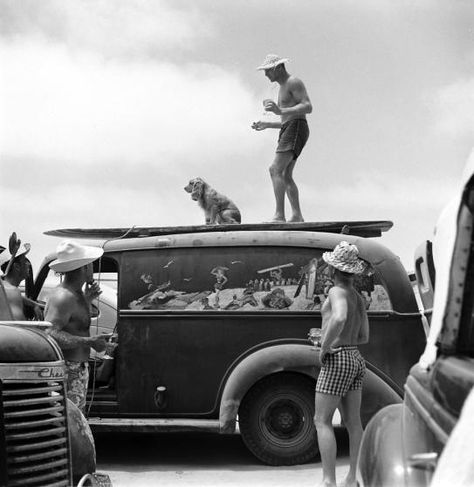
[45,240,111,413]
[252,54,312,223]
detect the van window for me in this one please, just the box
[121,247,392,312]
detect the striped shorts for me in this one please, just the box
[315,346,366,396]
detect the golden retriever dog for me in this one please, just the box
[184,178,241,225]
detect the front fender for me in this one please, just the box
[219,343,318,433]
[358,404,406,487]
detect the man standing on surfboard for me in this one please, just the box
[252,54,312,223]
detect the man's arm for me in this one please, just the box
[358,309,369,344]
[251,120,281,131]
[320,288,347,357]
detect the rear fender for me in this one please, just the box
[219,344,318,433]
[219,344,403,433]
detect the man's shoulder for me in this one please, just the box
[327,285,347,298]
[48,286,78,305]
[287,75,305,88]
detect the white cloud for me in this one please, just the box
[0,0,214,58]
[0,41,266,167]
[431,78,474,138]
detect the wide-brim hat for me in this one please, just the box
[322,241,368,275]
[49,240,103,273]
[256,54,289,71]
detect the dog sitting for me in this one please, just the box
[184,177,241,225]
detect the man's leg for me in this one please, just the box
[314,392,341,487]
[283,159,304,222]
[269,151,294,221]
[339,389,363,487]
[66,361,89,413]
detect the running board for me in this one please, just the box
[87,417,221,433]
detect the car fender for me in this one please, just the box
[358,404,406,487]
[219,343,403,434]
[219,343,318,433]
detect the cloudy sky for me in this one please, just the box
[1,0,473,271]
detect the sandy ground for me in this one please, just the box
[95,430,351,487]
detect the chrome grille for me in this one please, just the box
[1,380,72,487]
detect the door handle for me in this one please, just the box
[408,452,438,471]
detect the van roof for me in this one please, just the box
[44,220,393,240]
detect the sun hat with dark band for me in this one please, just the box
[256,54,289,71]
[49,240,103,273]
[322,241,368,275]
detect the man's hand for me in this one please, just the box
[319,346,338,366]
[263,99,282,115]
[84,281,102,302]
[89,333,111,353]
[33,305,44,321]
[251,120,270,131]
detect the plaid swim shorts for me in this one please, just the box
[315,346,366,396]
[65,360,89,413]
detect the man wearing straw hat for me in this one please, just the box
[312,241,370,487]
[45,240,111,412]
[252,54,312,223]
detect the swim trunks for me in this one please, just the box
[315,346,366,396]
[276,118,309,160]
[65,360,89,412]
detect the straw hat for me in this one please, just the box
[49,240,103,273]
[322,241,368,275]
[256,54,289,71]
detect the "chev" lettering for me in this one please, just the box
[38,367,64,379]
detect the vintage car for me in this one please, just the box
[357,155,474,485]
[32,220,426,466]
[0,283,107,486]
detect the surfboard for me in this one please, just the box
[44,220,393,240]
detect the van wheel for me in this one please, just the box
[239,373,318,466]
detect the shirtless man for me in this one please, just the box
[312,241,370,487]
[252,54,312,223]
[1,243,32,320]
[45,240,110,413]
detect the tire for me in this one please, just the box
[239,373,318,466]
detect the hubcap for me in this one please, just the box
[262,397,306,441]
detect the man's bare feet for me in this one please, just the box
[317,480,336,487]
[266,216,286,223]
[339,476,358,487]
[288,215,304,223]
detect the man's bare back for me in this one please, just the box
[321,285,369,348]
